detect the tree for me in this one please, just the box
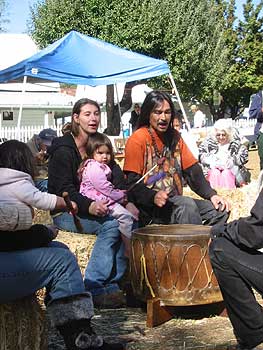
[220,0,263,119]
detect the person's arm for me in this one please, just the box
[48,145,93,216]
[249,93,263,121]
[230,141,249,166]
[198,138,218,167]
[15,178,58,211]
[211,188,263,249]
[125,171,157,207]
[110,160,128,190]
[183,163,217,199]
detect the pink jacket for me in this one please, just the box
[79,159,125,207]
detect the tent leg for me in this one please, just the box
[16,75,27,139]
[168,73,191,130]
[114,84,125,142]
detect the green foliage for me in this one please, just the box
[221,0,263,114]
[163,0,230,104]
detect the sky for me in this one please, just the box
[3,0,263,34]
[4,0,36,33]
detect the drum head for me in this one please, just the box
[132,224,211,242]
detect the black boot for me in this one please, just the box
[57,318,124,350]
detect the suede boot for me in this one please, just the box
[47,295,124,350]
[57,318,124,350]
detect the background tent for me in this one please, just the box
[0,30,188,128]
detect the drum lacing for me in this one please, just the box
[140,254,156,298]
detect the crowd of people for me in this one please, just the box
[0,90,262,350]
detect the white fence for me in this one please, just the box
[0,125,62,142]
[0,118,257,143]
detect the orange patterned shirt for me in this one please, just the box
[124,127,198,196]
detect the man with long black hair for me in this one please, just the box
[123,90,230,227]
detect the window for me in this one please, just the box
[2,111,13,121]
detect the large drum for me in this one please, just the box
[130,224,222,306]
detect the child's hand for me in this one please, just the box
[122,194,128,206]
[70,201,78,214]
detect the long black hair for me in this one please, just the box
[0,140,35,178]
[137,90,179,151]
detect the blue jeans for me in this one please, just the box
[53,212,127,296]
[0,241,93,316]
[210,238,263,348]
[34,178,48,192]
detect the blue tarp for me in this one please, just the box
[0,31,170,86]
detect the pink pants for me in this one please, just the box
[207,167,236,189]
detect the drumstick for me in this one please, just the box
[62,192,83,233]
[127,157,166,192]
[108,158,167,206]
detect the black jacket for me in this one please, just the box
[48,133,126,217]
[211,188,263,249]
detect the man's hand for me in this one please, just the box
[88,200,109,216]
[154,190,168,207]
[210,194,231,212]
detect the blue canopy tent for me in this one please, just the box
[0,30,188,128]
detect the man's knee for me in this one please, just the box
[170,196,198,210]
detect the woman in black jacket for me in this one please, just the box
[48,98,127,310]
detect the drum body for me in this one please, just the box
[130,224,222,306]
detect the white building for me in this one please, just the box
[0,34,74,129]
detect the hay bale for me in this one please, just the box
[0,295,47,350]
[33,209,52,225]
[183,186,249,221]
[57,230,96,275]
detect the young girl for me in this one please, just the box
[79,133,139,257]
[0,140,77,251]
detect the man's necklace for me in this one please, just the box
[147,127,165,158]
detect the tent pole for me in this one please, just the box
[16,75,27,139]
[114,84,125,142]
[168,73,191,130]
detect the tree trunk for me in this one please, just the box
[104,81,146,135]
